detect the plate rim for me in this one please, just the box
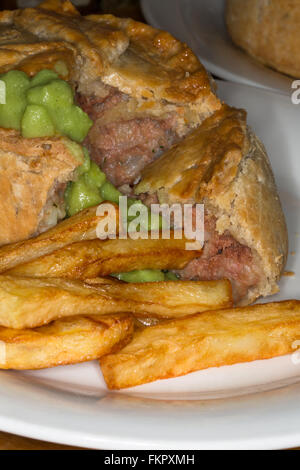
[1,375,300,450]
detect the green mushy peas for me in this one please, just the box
[0,70,30,130]
[112,269,179,283]
[21,104,55,138]
[112,270,166,283]
[64,151,107,217]
[0,69,93,142]
[64,176,103,217]
[100,181,122,204]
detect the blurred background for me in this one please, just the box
[0,0,144,19]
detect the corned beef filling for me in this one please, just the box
[178,214,261,302]
[76,88,179,187]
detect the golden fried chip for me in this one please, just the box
[100,300,300,389]
[0,275,232,329]
[84,277,120,285]
[0,203,119,273]
[0,313,133,370]
[99,279,233,319]
[8,236,202,279]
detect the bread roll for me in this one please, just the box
[226,0,300,78]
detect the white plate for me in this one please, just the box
[1,81,300,450]
[141,0,294,95]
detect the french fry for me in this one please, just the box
[0,313,133,370]
[98,279,232,319]
[84,277,120,285]
[89,278,231,328]
[0,275,232,329]
[100,300,300,389]
[7,236,202,279]
[0,203,119,273]
[134,317,160,328]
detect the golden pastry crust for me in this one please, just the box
[86,13,218,104]
[135,106,288,304]
[0,0,221,133]
[135,106,248,203]
[0,129,81,245]
[226,0,300,78]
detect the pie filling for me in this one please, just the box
[177,214,261,303]
[37,181,68,235]
[76,86,180,188]
[77,85,261,302]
